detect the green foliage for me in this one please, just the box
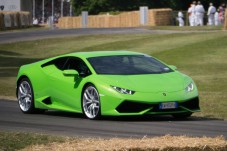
[72,0,227,15]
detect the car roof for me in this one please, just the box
[66,51,143,58]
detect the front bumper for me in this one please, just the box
[116,97,200,115]
[99,87,200,116]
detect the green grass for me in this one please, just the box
[0,31,227,119]
[0,131,65,151]
[148,25,223,31]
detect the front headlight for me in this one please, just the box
[185,82,194,92]
[111,86,135,95]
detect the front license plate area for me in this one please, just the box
[159,102,178,109]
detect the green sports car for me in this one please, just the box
[16,51,200,119]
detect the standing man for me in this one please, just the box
[178,11,184,27]
[195,1,205,26]
[214,10,219,26]
[207,3,216,25]
[188,1,196,26]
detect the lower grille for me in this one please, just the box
[116,97,200,113]
[116,101,151,113]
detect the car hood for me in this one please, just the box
[97,72,187,93]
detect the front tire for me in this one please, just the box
[82,85,101,120]
[17,77,45,114]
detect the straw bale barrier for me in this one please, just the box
[22,135,227,151]
[0,12,4,30]
[224,9,227,30]
[20,11,32,27]
[0,11,31,30]
[148,8,172,26]
[58,8,172,29]
[3,12,14,28]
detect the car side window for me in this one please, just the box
[53,57,69,70]
[63,57,91,76]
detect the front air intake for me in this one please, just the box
[116,101,151,113]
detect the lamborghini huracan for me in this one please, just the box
[16,51,200,119]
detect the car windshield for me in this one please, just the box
[87,55,173,75]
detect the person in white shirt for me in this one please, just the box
[195,1,205,26]
[33,18,38,25]
[214,10,220,26]
[188,2,196,26]
[207,3,216,25]
[178,11,184,27]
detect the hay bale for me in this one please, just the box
[2,11,14,28]
[57,17,65,28]
[72,17,81,28]
[148,8,173,26]
[4,14,11,28]
[57,8,172,28]
[0,12,4,30]
[15,12,20,27]
[66,17,73,28]
[0,11,31,29]
[224,9,227,30]
[20,11,31,27]
[57,16,80,29]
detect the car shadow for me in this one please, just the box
[43,110,222,122]
[101,115,222,122]
[44,110,84,119]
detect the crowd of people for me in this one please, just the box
[33,0,71,24]
[178,1,226,27]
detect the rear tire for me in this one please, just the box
[172,112,192,119]
[17,77,44,114]
[82,84,101,120]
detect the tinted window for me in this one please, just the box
[54,57,69,70]
[87,55,173,75]
[64,57,91,76]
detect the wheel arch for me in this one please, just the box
[17,75,29,86]
[81,82,97,98]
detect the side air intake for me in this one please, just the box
[42,97,52,105]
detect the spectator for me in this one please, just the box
[218,5,224,24]
[178,11,184,27]
[34,0,71,24]
[214,10,219,26]
[188,2,196,26]
[207,3,216,25]
[221,3,226,24]
[195,1,205,26]
[33,18,38,25]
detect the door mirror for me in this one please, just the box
[63,70,79,76]
[169,65,177,70]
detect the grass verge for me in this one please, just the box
[0,131,65,151]
[148,25,223,31]
[0,131,226,151]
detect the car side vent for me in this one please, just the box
[42,97,52,105]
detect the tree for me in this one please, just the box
[72,0,227,16]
